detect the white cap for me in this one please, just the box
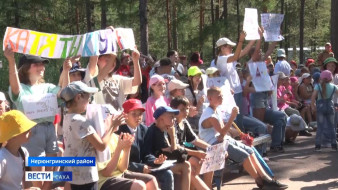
[216,38,236,48]
[287,114,306,131]
[0,92,6,101]
[206,67,219,75]
[277,49,286,58]
[167,79,189,92]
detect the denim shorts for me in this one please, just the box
[225,137,253,163]
[250,92,269,109]
[23,122,59,157]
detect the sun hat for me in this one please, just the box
[277,72,288,79]
[286,114,306,132]
[0,92,6,101]
[0,110,37,143]
[290,60,297,67]
[306,58,315,67]
[149,74,165,87]
[153,106,179,120]
[123,99,145,113]
[206,67,219,75]
[60,81,98,102]
[290,77,298,83]
[216,37,236,47]
[188,66,202,77]
[320,70,333,81]
[167,79,189,92]
[298,73,311,84]
[277,49,286,58]
[323,57,338,66]
[18,54,49,69]
[325,42,331,47]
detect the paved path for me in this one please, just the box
[221,132,338,190]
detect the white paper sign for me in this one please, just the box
[115,28,136,50]
[22,93,58,120]
[248,61,274,92]
[243,8,260,40]
[200,141,229,174]
[261,13,284,42]
[270,74,279,111]
[206,77,237,119]
[86,104,119,163]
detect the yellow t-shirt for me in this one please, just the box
[97,134,125,189]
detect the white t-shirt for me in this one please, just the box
[63,113,98,185]
[216,55,242,94]
[199,107,223,144]
[274,60,291,77]
[0,147,28,190]
[93,75,137,111]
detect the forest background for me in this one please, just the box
[0,0,337,92]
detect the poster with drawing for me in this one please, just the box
[200,141,229,174]
[86,104,119,163]
[22,93,58,120]
[248,61,274,92]
[115,28,136,50]
[261,13,284,42]
[243,8,260,40]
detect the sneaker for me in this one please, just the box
[315,145,321,152]
[299,130,312,136]
[331,144,338,152]
[270,146,285,153]
[262,179,288,189]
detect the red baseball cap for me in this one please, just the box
[123,99,145,113]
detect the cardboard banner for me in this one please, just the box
[206,77,237,118]
[261,13,284,42]
[86,104,121,163]
[200,141,229,174]
[248,61,274,92]
[3,27,136,58]
[22,93,58,120]
[243,8,260,40]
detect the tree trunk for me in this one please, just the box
[199,0,205,50]
[75,0,80,34]
[86,0,92,32]
[13,0,19,27]
[331,0,338,58]
[139,0,149,55]
[101,0,107,29]
[211,0,215,58]
[280,0,284,49]
[299,0,305,64]
[172,0,178,50]
[236,0,240,41]
[223,0,228,36]
[166,0,172,50]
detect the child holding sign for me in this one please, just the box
[4,46,71,190]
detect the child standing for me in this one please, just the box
[61,81,124,190]
[311,70,338,151]
[0,110,37,190]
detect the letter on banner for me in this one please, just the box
[115,28,136,50]
[248,61,274,92]
[261,13,284,42]
[243,8,260,40]
[200,141,229,174]
[22,93,58,120]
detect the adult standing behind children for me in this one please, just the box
[317,42,334,69]
[214,32,255,131]
[274,49,292,77]
[4,46,71,190]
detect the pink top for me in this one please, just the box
[145,95,169,126]
[277,85,289,110]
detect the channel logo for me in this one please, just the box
[25,171,72,181]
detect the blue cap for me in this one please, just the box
[60,62,86,74]
[153,106,179,119]
[312,72,320,82]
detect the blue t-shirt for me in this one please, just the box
[314,83,336,100]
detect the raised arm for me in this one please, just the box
[240,40,256,58]
[251,28,263,62]
[96,54,116,83]
[131,47,142,86]
[263,42,278,61]
[88,56,99,77]
[227,31,246,63]
[4,46,20,96]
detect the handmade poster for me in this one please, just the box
[206,76,237,119]
[86,104,120,163]
[115,28,136,50]
[2,27,126,58]
[22,93,58,120]
[200,141,229,174]
[261,13,284,42]
[270,74,279,111]
[248,61,274,92]
[243,8,260,40]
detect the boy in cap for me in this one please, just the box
[274,49,292,77]
[285,114,307,144]
[61,81,124,189]
[144,106,191,190]
[0,110,38,190]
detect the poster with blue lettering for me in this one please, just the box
[248,61,274,92]
[243,8,260,40]
[200,141,229,174]
[261,13,284,42]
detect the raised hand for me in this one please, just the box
[239,31,247,42]
[132,46,140,61]
[111,113,126,130]
[4,45,15,63]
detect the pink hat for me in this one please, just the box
[290,77,298,83]
[320,70,333,81]
[149,74,165,87]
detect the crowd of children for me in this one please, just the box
[1,25,337,190]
